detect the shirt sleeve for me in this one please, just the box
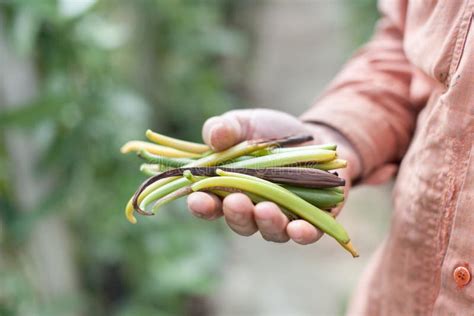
[301,0,428,180]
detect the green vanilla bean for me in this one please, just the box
[223,155,254,164]
[281,185,344,208]
[191,170,358,257]
[249,144,337,157]
[138,149,193,167]
[152,185,193,211]
[224,145,338,164]
[211,187,299,221]
[323,187,344,194]
[139,164,163,176]
[183,170,197,182]
[139,177,191,212]
[223,149,336,168]
[150,173,207,211]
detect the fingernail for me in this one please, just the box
[208,118,240,151]
[209,123,225,150]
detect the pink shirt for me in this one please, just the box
[302,0,474,314]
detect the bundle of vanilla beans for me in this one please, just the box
[121,130,358,257]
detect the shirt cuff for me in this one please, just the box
[300,95,399,179]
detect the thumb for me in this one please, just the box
[202,110,253,151]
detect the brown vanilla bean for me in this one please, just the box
[264,134,314,147]
[131,166,344,212]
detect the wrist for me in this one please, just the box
[303,123,362,181]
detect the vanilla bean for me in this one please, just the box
[253,134,314,147]
[131,166,344,212]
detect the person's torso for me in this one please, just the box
[360,1,474,315]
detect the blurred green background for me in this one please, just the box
[0,1,380,315]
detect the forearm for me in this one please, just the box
[301,5,431,180]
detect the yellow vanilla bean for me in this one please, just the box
[121,141,200,158]
[146,129,210,154]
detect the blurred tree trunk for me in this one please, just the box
[0,15,81,316]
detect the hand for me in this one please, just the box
[187,109,361,244]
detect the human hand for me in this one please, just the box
[187,109,361,244]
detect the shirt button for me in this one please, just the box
[453,266,471,287]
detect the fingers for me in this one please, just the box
[287,220,323,244]
[188,191,322,245]
[222,193,258,236]
[254,201,290,242]
[187,192,223,220]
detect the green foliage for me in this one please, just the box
[0,0,245,315]
[0,1,380,314]
[344,0,379,46]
